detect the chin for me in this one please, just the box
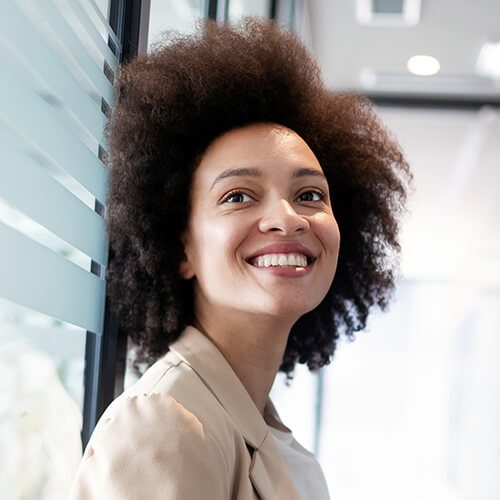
[260,300,319,321]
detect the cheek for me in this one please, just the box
[194,216,250,268]
[317,215,341,260]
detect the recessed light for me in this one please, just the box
[407,55,441,76]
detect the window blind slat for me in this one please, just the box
[24,0,115,106]
[0,52,108,203]
[0,222,105,334]
[0,136,108,265]
[65,0,119,72]
[85,0,121,54]
[1,1,107,145]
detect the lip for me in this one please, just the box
[248,258,316,277]
[245,242,317,264]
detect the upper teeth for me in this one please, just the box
[251,253,308,268]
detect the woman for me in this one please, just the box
[69,17,411,500]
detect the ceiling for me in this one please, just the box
[308,0,500,101]
[304,0,500,287]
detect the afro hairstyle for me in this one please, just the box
[104,17,412,378]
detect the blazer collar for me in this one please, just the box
[169,325,300,499]
[169,325,269,447]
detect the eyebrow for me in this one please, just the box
[210,166,327,190]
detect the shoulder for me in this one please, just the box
[96,350,236,467]
[124,350,239,452]
[70,391,231,499]
[69,353,236,499]
[91,391,227,464]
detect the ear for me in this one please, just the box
[179,255,194,280]
[179,233,195,280]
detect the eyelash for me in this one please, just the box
[298,189,327,202]
[222,191,252,204]
[221,189,326,204]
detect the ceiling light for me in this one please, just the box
[476,42,500,79]
[407,55,441,76]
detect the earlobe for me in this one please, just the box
[179,255,194,280]
[179,236,195,279]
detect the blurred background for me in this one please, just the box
[1,1,499,499]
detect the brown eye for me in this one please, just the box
[298,190,325,202]
[222,191,253,203]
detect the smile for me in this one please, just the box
[246,252,314,268]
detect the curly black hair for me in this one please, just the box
[105,17,412,378]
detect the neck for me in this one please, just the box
[193,310,295,415]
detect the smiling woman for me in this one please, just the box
[178,123,341,416]
[69,16,412,500]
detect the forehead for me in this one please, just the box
[196,123,320,179]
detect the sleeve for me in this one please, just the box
[68,393,231,500]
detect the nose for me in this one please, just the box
[258,199,310,235]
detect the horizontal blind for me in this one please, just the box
[0,0,119,336]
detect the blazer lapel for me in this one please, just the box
[169,325,300,499]
[248,430,300,499]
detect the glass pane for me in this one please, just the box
[227,0,270,23]
[95,0,110,18]
[0,297,86,499]
[276,0,295,27]
[148,0,207,49]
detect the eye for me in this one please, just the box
[222,191,253,203]
[298,189,325,202]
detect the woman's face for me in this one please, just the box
[180,122,340,325]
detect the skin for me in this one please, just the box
[179,122,340,415]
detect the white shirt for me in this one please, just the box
[270,426,331,499]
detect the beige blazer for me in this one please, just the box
[69,325,301,499]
